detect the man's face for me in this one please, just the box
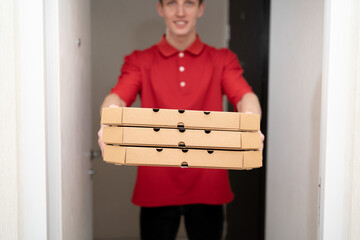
[157,0,205,38]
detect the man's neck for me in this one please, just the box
[165,30,197,51]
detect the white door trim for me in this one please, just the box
[319,0,360,239]
[44,0,63,239]
[17,0,48,238]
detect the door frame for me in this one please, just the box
[16,0,48,238]
[13,0,63,238]
[318,0,360,239]
[44,0,63,239]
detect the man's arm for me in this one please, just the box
[99,93,126,116]
[236,92,261,117]
[236,92,264,149]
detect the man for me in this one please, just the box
[98,0,263,239]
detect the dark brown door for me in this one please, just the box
[226,1,270,239]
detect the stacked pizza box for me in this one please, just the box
[101,107,262,170]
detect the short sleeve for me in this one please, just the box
[110,51,142,107]
[221,50,253,106]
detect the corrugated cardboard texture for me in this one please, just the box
[102,127,262,150]
[103,145,262,170]
[101,107,260,131]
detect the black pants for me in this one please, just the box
[140,204,224,240]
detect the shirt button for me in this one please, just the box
[179,52,184,58]
[179,66,185,72]
[180,81,186,87]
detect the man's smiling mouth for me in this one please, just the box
[174,21,187,25]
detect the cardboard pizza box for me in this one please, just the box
[103,145,262,170]
[102,126,262,150]
[101,107,260,131]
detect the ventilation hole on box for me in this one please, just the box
[207,150,214,154]
[153,108,159,112]
[178,141,186,148]
[153,128,160,132]
[156,148,163,152]
[204,130,211,134]
[178,109,185,114]
[204,111,210,115]
[177,122,185,129]
[182,149,188,153]
[179,128,186,133]
[181,162,189,168]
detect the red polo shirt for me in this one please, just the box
[111,36,253,207]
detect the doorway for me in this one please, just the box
[90,1,230,239]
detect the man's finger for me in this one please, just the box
[98,125,105,158]
[258,130,265,150]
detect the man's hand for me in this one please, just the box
[259,130,265,150]
[98,124,106,158]
[98,103,123,157]
[236,93,264,150]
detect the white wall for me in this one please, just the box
[58,0,93,239]
[266,0,324,239]
[0,0,19,238]
[90,0,228,239]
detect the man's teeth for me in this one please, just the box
[175,21,187,25]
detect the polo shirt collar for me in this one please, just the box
[157,35,205,57]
